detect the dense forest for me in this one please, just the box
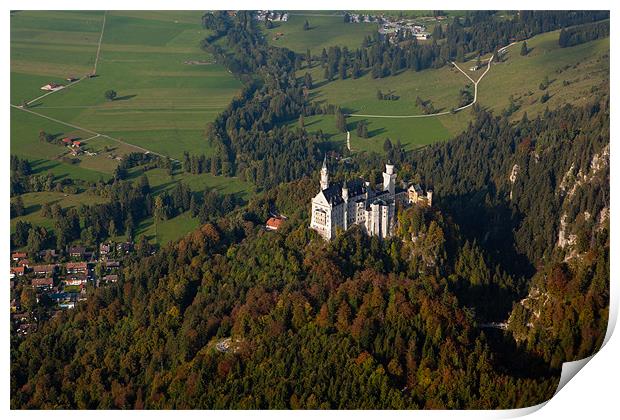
[200,11,324,189]
[10,10,609,409]
[559,20,610,48]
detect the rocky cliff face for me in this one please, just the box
[507,144,609,368]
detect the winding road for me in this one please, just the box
[346,41,519,119]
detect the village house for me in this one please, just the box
[65,273,88,287]
[68,246,87,259]
[66,261,89,274]
[10,266,26,277]
[32,264,57,276]
[105,260,120,269]
[11,298,20,312]
[104,274,119,283]
[12,252,27,261]
[32,278,54,290]
[50,292,79,306]
[99,243,112,256]
[17,259,30,267]
[116,242,133,254]
[38,249,58,259]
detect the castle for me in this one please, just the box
[310,158,432,241]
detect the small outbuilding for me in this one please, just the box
[266,217,285,231]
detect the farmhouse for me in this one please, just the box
[40,83,64,91]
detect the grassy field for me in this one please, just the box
[476,29,609,121]
[262,13,377,53]
[10,10,253,245]
[10,10,242,181]
[126,166,253,245]
[126,166,254,198]
[300,28,608,153]
[300,62,470,151]
[135,211,200,245]
[10,191,108,232]
[10,166,254,245]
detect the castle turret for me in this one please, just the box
[382,162,397,195]
[320,155,329,190]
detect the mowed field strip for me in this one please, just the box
[10,10,242,180]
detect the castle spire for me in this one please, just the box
[320,154,329,190]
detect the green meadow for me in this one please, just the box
[11,166,254,245]
[10,10,254,245]
[476,29,609,121]
[10,191,108,233]
[10,10,242,181]
[263,13,377,53]
[299,27,608,153]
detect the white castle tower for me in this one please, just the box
[320,155,329,190]
[382,163,396,195]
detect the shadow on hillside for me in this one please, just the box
[437,188,535,295]
[484,328,559,380]
[24,203,41,216]
[302,119,322,128]
[151,180,176,195]
[367,127,387,137]
[113,94,137,101]
[30,159,60,175]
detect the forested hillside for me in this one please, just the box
[11,97,608,408]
